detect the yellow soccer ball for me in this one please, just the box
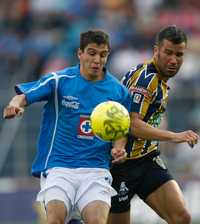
[90,101,130,141]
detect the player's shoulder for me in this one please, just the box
[53,65,79,79]
[139,62,159,86]
[123,61,159,89]
[121,63,144,86]
[40,66,78,82]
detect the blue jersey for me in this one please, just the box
[15,65,132,177]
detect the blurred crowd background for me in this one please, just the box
[0,0,200,223]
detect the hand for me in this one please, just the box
[111,147,127,164]
[172,130,199,148]
[3,105,24,119]
[3,94,26,119]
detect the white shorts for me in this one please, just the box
[36,167,117,220]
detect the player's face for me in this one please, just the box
[78,43,109,81]
[153,39,186,80]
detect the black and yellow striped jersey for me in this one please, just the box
[122,59,169,159]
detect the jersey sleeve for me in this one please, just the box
[15,73,56,105]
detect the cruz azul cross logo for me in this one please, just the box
[77,115,94,139]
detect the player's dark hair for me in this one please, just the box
[155,25,187,46]
[80,30,110,51]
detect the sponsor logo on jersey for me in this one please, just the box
[77,115,94,139]
[62,95,80,109]
[129,86,153,102]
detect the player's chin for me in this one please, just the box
[91,68,102,75]
[165,70,177,78]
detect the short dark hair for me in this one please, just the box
[155,25,187,46]
[80,30,110,51]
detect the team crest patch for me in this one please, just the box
[77,115,94,139]
[133,93,142,104]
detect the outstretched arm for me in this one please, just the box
[131,112,199,147]
[3,94,27,119]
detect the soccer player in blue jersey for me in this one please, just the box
[3,30,132,224]
[109,26,199,224]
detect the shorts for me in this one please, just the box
[36,167,117,220]
[110,155,173,213]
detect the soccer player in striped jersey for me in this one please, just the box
[109,26,199,224]
[3,30,132,224]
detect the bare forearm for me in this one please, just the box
[131,119,175,141]
[113,136,127,149]
[111,137,127,164]
[9,94,27,107]
[131,113,199,145]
